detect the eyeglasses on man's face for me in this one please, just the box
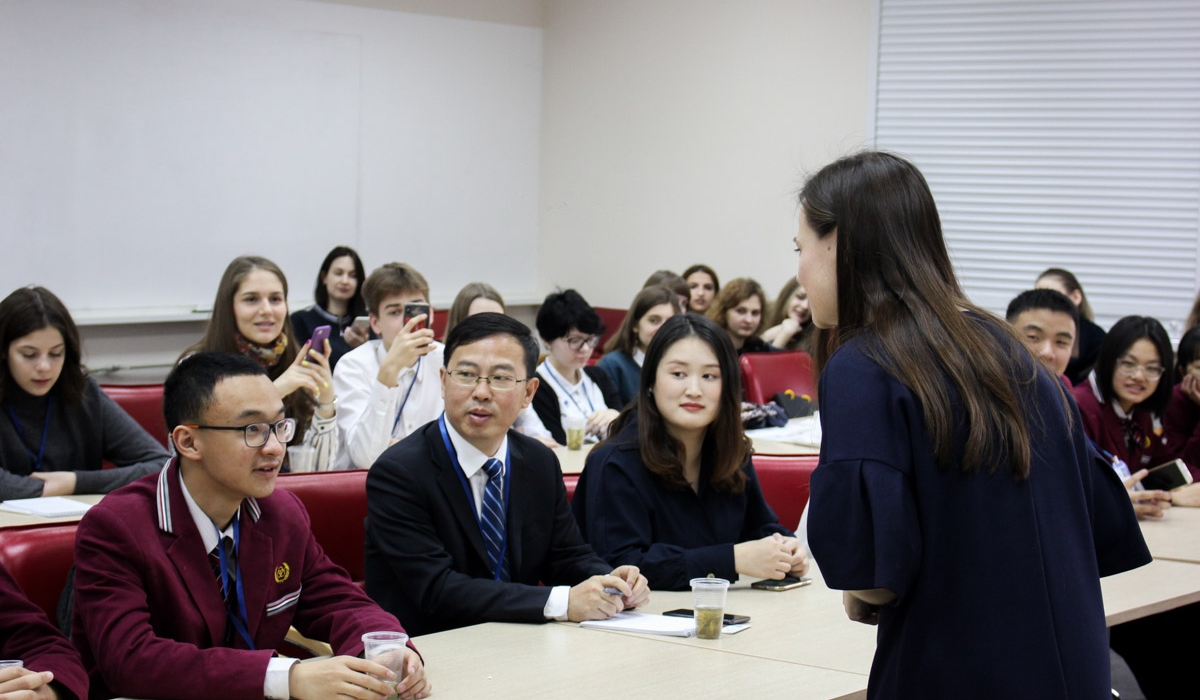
[185,417,297,447]
[1116,357,1164,381]
[447,369,530,392]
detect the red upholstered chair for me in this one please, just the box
[751,454,819,531]
[0,524,79,623]
[739,351,817,405]
[563,474,579,503]
[430,308,448,341]
[100,384,169,447]
[593,307,627,362]
[275,470,369,583]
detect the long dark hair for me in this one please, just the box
[603,285,683,355]
[185,256,314,438]
[0,286,87,406]
[1095,316,1173,416]
[606,314,750,493]
[803,151,1038,478]
[313,246,366,319]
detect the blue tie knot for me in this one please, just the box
[483,458,503,480]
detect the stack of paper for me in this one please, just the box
[579,612,697,637]
[0,496,91,518]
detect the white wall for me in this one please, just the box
[537,0,872,308]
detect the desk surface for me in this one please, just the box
[1137,505,1200,564]
[0,494,101,529]
[554,431,819,475]
[1101,558,1200,626]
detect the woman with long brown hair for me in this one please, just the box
[596,285,683,407]
[186,256,338,470]
[573,314,807,591]
[800,152,1146,698]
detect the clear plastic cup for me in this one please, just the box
[690,577,730,639]
[361,631,408,695]
[564,415,586,450]
[287,445,317,473]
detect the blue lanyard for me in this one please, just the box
[437,414,510,581]
[392,357,423,434]
[6,397,53,472]
[214,517,256,650]
[540,360,595,416]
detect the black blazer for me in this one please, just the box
[532,365,622,445]
[364,422,611,636]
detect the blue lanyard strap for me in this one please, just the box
[6,397,53,472]
[540,361,595,416]
[214,516,256,650]
[437,414,511,581]
[392,357,423,434]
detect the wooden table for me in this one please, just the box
[0,494,102,528]
[1101,558,1200,625]
[1137,505,1200,564]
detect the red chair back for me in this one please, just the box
[100,384,169,447]
[751,454,818,531]
[0,524,79,623]
[430,308,448,341]
[563,474,579,503]
[593,307,627,362]
[274,470,369,583]
[739,351,817,405]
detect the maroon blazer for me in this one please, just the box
[1163,384,1200,480]
[1073,379,1172,470]
[71,459,406,700]
[0,563,88,699]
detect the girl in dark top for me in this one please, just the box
[0,287,169,499]
[1073,316,1200,506]
[596,286,683,408]
[1036,267,1106,386]
[801,152,1147,699]
[706,278,773,355]
[761,277,815,353]
[574,313,808,591]
[532,289,621,444]
[1164,326,1200,481]
[186,256,338,471]
[682,264,719,314]
[290,246,368,369]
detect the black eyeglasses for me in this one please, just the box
[563,335,601,351]
[185,418,297,447]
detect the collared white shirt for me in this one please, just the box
[442,417,570,620]
[179,473,296,700]
[632,347,646,367]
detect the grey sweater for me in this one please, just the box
[0,377,170,500]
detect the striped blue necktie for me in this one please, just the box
[480,458,509,582]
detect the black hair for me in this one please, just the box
[0,286,87,406]
[1177,327,1200,379]
[1095,316,1173,415]
[1005,289,1079,329]
[164,352,268,431]
[535,289,605,342]
[313,246,367,318]
[443,312,539,379]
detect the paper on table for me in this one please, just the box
[578,612,697,637]
[745,414,822,447]
[0,496,91,518]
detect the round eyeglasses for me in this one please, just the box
[185,417,297,447]
[1116,358,1164,381]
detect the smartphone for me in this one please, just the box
[403,302,431,331]
[308,325,332,355]
[750,576,812,592]
[662,608,750,626]
[352,315,370,332]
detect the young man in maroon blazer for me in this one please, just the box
[71,352,430,700]
[0,562,87,700]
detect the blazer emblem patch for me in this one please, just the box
[274,562,291,583]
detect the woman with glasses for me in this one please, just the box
[184,256,338,471]
[532,290,622,445]
[0,286,169,499]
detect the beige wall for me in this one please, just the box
[312,0,546,27]
[537,0,872,308]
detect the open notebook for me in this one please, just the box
[579,612,697,637]
[0,496,92,518]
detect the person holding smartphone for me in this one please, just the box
[332,263,444,470]
[290,246,369,370]
[573,314,808,591]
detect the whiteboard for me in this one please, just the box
[0,0,543,320]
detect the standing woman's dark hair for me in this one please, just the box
[312,246,367,320]
[804,153,1035,477]
[0,287,85,406]
[607,313,749,493]
[1094,316,1174,417]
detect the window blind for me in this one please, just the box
[872,0,1200,335]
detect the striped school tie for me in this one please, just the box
[480,458,510,582]
[209,537,237,645]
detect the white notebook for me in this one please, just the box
[0,496,92,518]
[579,612,697,637]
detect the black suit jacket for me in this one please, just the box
[364,422,612,636]
[531,365,622,445]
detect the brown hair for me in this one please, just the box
[803,151,1040,479]
[362,263,431,316]
[1186,289,1200,331]
[768,277,802,328]
[1036,268,1095,322]
[0,286,87,406]
[603,286,683,355]
[445,282,505,337]
[706,278,767,339]
[605,314,749,493]
[184,256,314,439]
[682,264,720,294]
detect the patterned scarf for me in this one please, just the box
[235,333,289,368]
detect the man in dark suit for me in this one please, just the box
[0,561,87,700]
[365,313,650,636]
[71,352,429,700]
